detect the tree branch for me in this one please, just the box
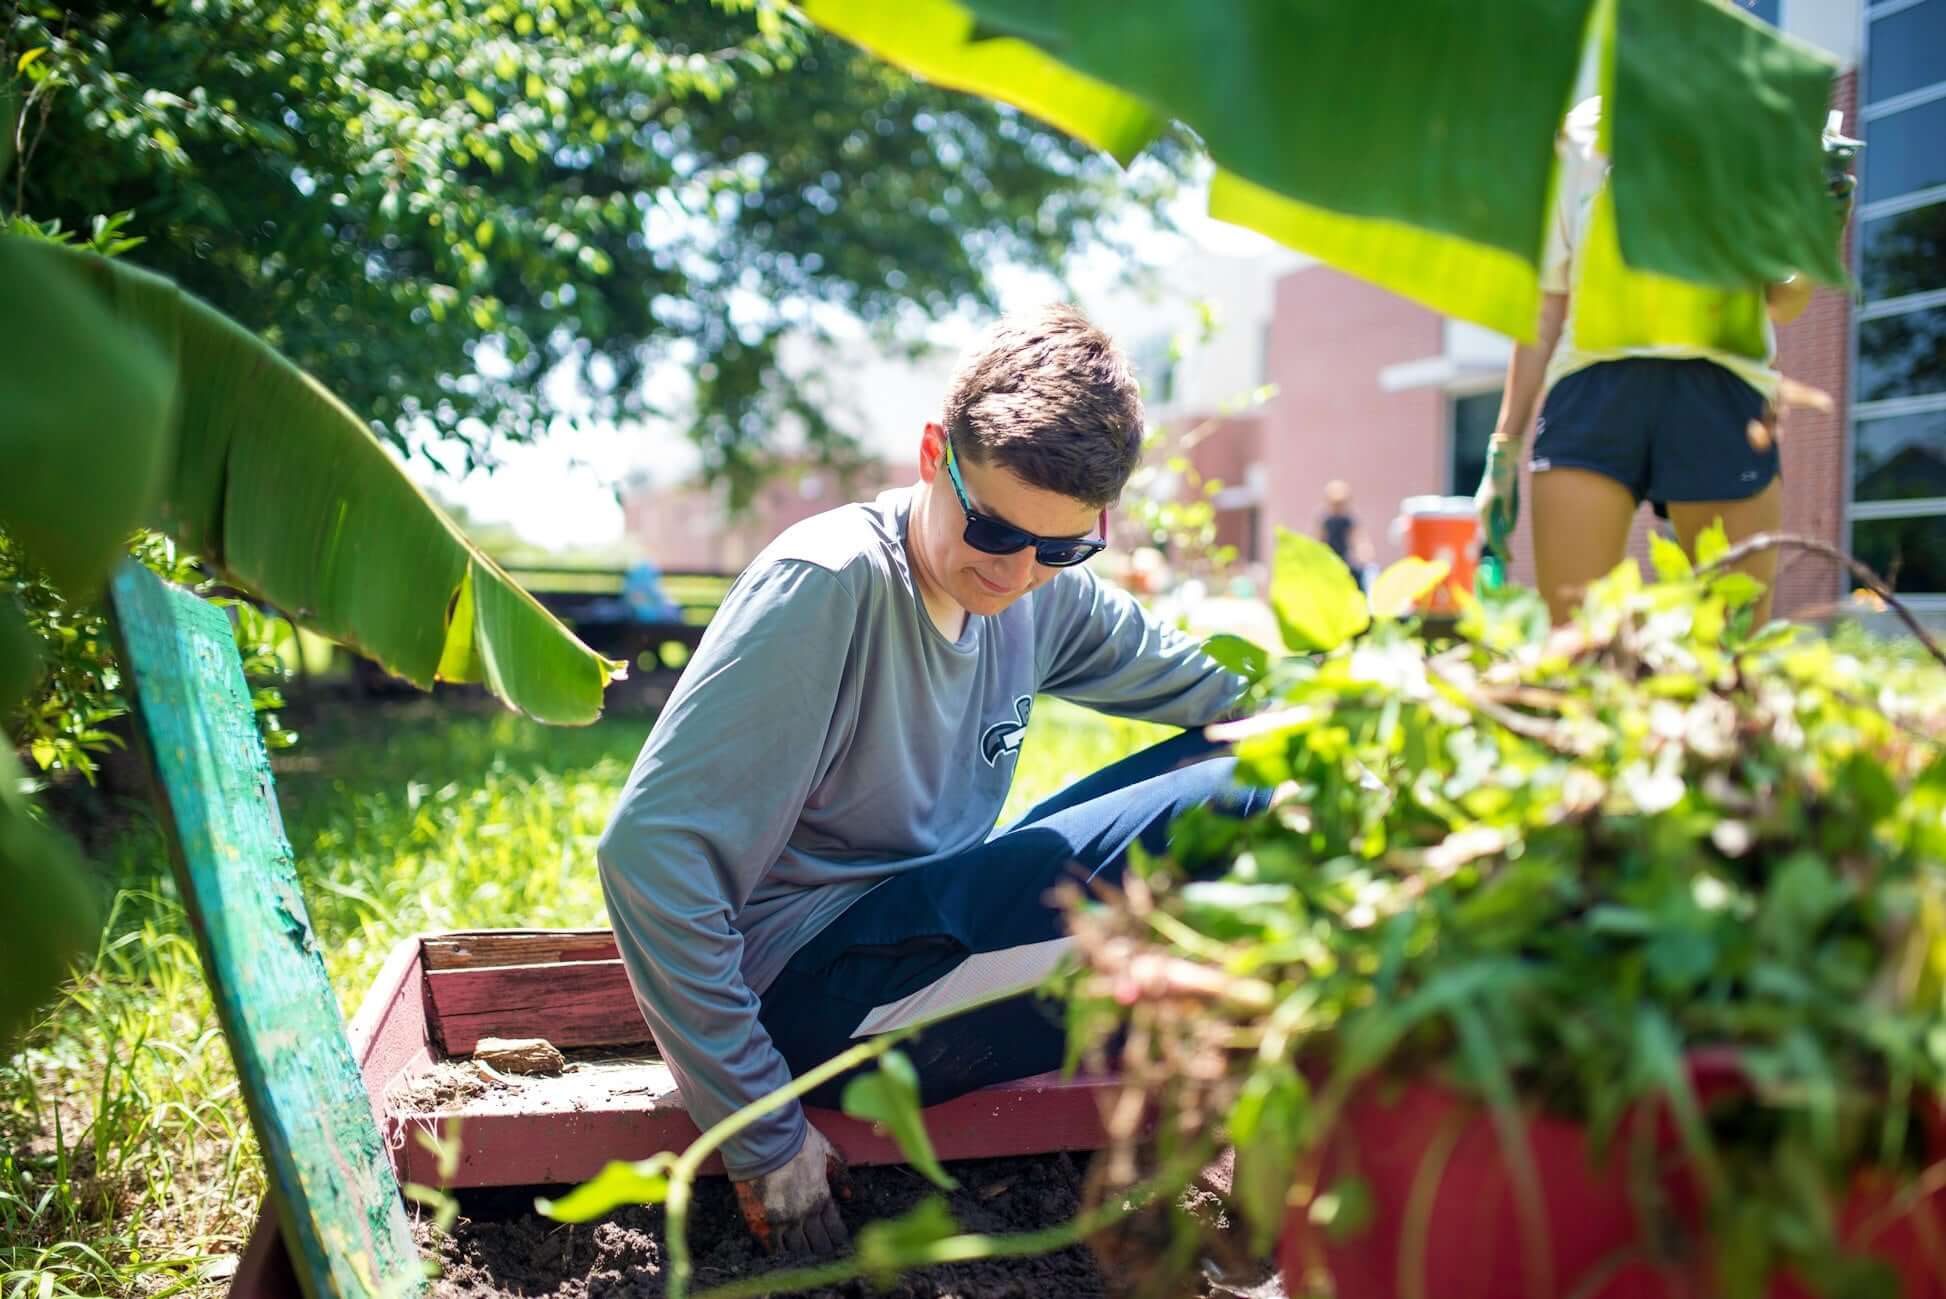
[1694,532,1946,672]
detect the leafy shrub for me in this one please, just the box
[1067,529,1946,1297]
[4,530,296,787]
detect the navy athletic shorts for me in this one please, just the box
[1530,357,1778,514]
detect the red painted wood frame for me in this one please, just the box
[230,929,1130,1297]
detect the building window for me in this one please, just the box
[1852,517,1946,594]
[1856,409,1946,502]
[1449,390,1500,496]
[1859,202,1946,301]
[1864,0,1946,105]
[1856,303,1946,403]
[1734,0,1779,26]
[1861,94,1946,207]
[1854,1,1946,597]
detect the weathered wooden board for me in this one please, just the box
[419,928,619,971]
[389,1050,1125,1189]
[110,562,419,1299]
[426,958,646,1055]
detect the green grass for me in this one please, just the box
[1,694,1159,1297]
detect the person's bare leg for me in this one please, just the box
[1531,467,1641,623]
[1667,478,1784,624]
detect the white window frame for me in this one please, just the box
[1849,0,1946,605]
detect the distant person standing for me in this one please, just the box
[1475,96,1851,624]
[1319,480,1373,587]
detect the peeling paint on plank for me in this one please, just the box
[110,562,419,1298]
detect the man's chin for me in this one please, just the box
[961,577,1024,614]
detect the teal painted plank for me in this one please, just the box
[108,561,420,1299]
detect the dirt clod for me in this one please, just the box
[473,1037,569,1076]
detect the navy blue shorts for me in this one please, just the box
[756,730,1269,1108]
[1531,358,1778,512]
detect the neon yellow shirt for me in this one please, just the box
[1542,98,1779,403]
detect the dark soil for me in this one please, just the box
[419,1152,1284,1299]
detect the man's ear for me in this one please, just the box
[918,422,946,482]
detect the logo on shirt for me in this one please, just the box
[980,695,1033,766]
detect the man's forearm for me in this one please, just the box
[1493,292,1569,443]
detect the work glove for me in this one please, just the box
[732,1123,851,1256]
[1475,433,1521,562]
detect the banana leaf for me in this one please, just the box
[0,236,173,603]
[1,236,620,727]
[801,0,1845,344]
[0,743,101,1046]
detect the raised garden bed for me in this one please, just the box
[232,929,1155,1297]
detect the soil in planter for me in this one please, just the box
[418,1151,1284,1299]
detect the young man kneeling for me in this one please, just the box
[598,305,1266,1255]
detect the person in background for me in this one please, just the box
[597,305,1267,1259]
[621,558,679,624]
[1319,480,1374,588]
[1475,96,1850,623]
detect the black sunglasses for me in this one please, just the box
[943,439,1108,568]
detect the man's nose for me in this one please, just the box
[995,547,1037,587]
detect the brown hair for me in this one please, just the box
[940,304,1144,509]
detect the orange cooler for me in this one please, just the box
[1398,495,1478,613]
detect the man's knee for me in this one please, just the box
[1164,753,1258,816]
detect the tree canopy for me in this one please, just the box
[7,0,1181,501]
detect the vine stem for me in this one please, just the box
[663,1029,916,1299]
[1694,531,1946,672]
[659,980,1051,1299]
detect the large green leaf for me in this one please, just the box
[1610,0,1847,289]
[803,0,1845,344]
[798,0,1162,164]
[0,746,98,1048]
[1271,529,1371,654]
[843,1050,959,1191]
[0,236,173,600]
[8,238,620,724]
[1209,169,1548,340]
[536,1151,676,1222]
[0,235,167,1048]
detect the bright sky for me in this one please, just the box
[404,177,1281,552]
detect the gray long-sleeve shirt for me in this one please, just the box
[596,488,1243,1176]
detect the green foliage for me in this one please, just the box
[3,532,298,787]
[807,0,1845,344]
[535,1152,676,1224]
[1074,544,1946,1294]
[853,1198,960,1291]
[2,532,122,785]
[1268,529,1369,653]
[0,228,169,604]
[841,1050,959,1191]
[1367,556,1449,620]
[4,235,621,723]
[5,0,1181,502]
[1203,634,1270,686]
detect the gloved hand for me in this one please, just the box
[732,1123,851,1256]
[1475,434,1521,562]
